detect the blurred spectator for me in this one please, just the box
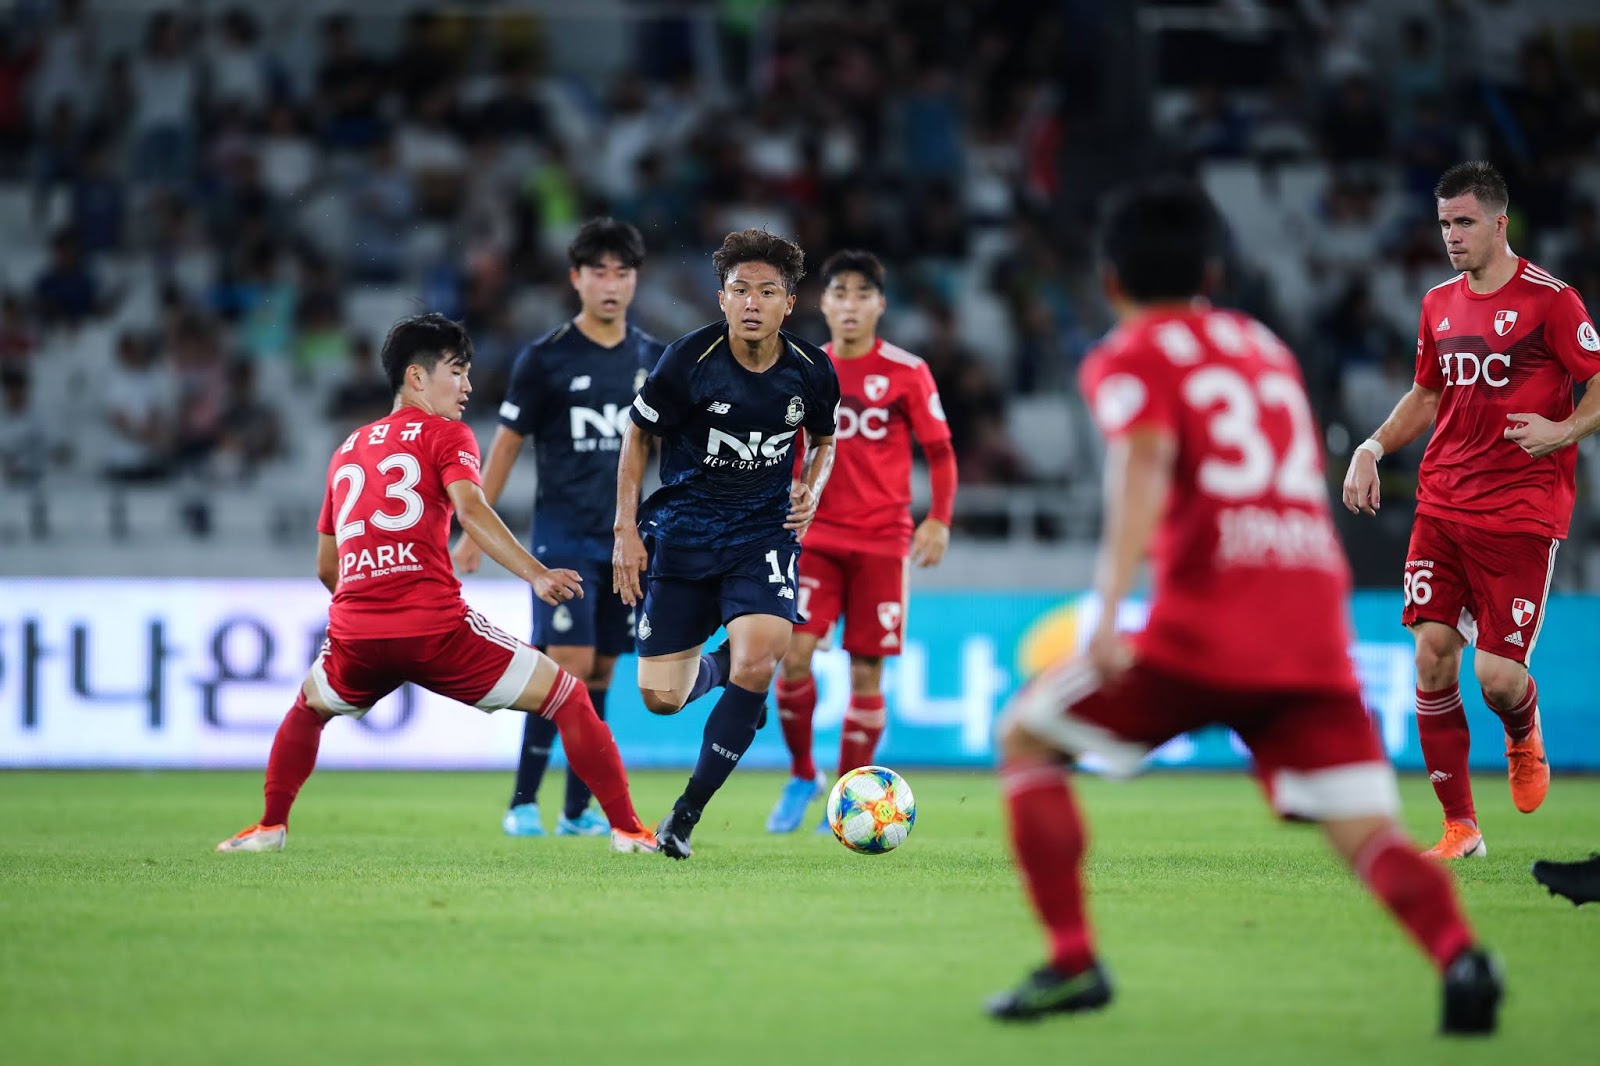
[71,145,126,254]
[1176,81,1251,161]
[1318,74,1389,166]
[215,359,283,479]
[102,331,172,483]
[258,104,318,203]
[327,335,391,425]
[347,136,414,282]
[899,65,964,184]
[1559,200,1600,307]
[1387,18,1447,128]
[130,12,200,186]
[0,293,36,369]
[316,14,386,149]
[0,25,37,166]
[1395,95,1464,202]
[29,0,94,129]
[170,314,228,474]
[477,57,552,146]
[0,368,54,486]
[205,8,270,118]
[31,99,86,209]
[33,228,99,327]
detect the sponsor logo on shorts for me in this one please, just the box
[777,586,795,600]
[1511,597,1536,628]
[1504,631,1525,647]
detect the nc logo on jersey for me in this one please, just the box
[1494,309,1519,336]
[1511,598,1536,628]
[863,375,890,402]
[785,396,805,426]
[705,428,797,462]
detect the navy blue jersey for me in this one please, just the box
[499,321,664,560]
[630,321,840,550]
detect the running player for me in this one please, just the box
[990,181,1500,1035]
[216,313,658,854]
[613,228,841,860]
[1342,161,1600,859]
[451,219,663,838]
[766,250,957,832]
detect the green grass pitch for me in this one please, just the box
[2,769,1596,1065]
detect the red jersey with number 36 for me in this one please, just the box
[1414,259,1600,538]
[316,409,483,639]
[1080,306,1356,692]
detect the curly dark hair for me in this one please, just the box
[712,228,805,293]
[1434,161,1509,215]
[380,312,473,395]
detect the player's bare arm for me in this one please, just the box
[451,425,526,573]
[611,420,651,605]
[785,435,835,535]
[1342,383,1442,515]
[315,533,339,595]
[447,478,582,606]
[1089,426,1177,681]
[1505,370,1600,458]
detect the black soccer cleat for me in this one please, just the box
[656,805,700,861]
[1531,853,1600,906]
[1440,946,1503,1036]
[986,961,1113,1022]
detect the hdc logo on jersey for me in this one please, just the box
[1494,309,1518,336]
[863,375,890,402]
[1511,598,1536,628]
[569,404,632,450]
[835,406,890,440]
[1437,350,1511,388]
[704,428,797,466]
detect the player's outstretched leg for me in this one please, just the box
[1415,681,1484,859]
[557,687,610,836]
[987,725,1112,1022]
[1531,853,1600,905]
[1328,818,1501,1035]
[504,712,556,837]
[217,687,331,852]
[1477,660,1548,814]
[769,637,824,833]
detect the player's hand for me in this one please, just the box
[612,527,648,606]
[1504,412,1572,459]
[783,480,818,535]
[1341,450,1380,516]
[531,567,584,607]
[451,533,484,574]
[910,518,950,568]
[1086,619,1134,686]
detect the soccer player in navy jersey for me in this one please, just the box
[613,228,841,859]
[451,219,664,838]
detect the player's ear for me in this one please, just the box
[716,287,728,314]
[569,266,582,292]
[784,293,796,317]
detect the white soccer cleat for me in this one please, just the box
[215,823,287,852]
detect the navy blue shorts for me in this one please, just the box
[636,538,800,657]
[530,557,636,657]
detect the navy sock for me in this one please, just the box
[562,687,605,819]
[679,682,765,813]
[510,710,557,808]
[683,653,725,705]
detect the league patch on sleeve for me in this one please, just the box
[1579,321,1600,352]
[633,394,659,423]
[1093,373,1149,434]
[458,450,481,472]
[928,391,946,422]
[500,401,521,420]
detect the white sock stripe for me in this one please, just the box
[1351,826,1410,883]
[543,671,576,719]
[1415,693,1462,706]
[843,708,887,727]
[1001,763,1066,795]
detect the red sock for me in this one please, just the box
[262,694,328,827]
[1002,759,1096,974]
[838,694,887,778]
[542,670,644,835]
[1415,684,1476,825]
[775,675,818,780]
[1485,674,1538,741]
[1353,827,1475,972]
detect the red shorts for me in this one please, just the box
[1402,512,1558,664]
[311,608,538,716]
[1005,659,1397,820]
[794,545,909,657]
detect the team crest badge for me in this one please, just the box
[634,368,648,392]
[785,396,805,426]
[864,375,890,402]
[637,613,652,641]
[877,602,902,648]
[1511,598,1536,628]
[1494,309,1519,336]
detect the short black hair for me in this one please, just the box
[568,217,645,270]
[819,250,886,291]
[1434,161,1509,215]
[1098,178,1223,302]
[713,229,805,293]
[380,312,473,396]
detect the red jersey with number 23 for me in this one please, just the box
[1414,259,1600,538]
[1080,306,1355,692]
[317,409,483,639]
[803,339,952,557]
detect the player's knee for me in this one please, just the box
[641,689,686,716]
[1474,658,1526,709]
[779,648,813,684]
[849,656,883,697]
[730,647,783,690]
[1412,631,1461,685]
[997,717,1050,762]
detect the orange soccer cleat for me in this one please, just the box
[1423,820,1486,861]
[608,827,661,854]
[215,823,287,853]
[1506,712,1550,814]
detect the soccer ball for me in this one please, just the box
[826,766,916,854]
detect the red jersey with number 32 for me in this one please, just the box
[803,338,952,557]
[1414,259,1600,538]
[316,409,483,639]
[1080,306,1355,692]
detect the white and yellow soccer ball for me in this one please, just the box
[826,766,916,854]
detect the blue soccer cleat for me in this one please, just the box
[556,807,610,836]
[766,773,826,833]
[502,802,546,837]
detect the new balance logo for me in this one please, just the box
[1435,317,1451,332]
[706,400,731,414]
[1504,631,1525,647]
[1429,770,1452,783]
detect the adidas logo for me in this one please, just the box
[1435,317,1451,332]
[1504,631,1525,647]
[1429,770,1452,783]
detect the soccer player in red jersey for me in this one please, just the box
[1342,162,1600,860]
[990,181,1500,1034]
[765,251,958,833]
[216,313,659,854]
